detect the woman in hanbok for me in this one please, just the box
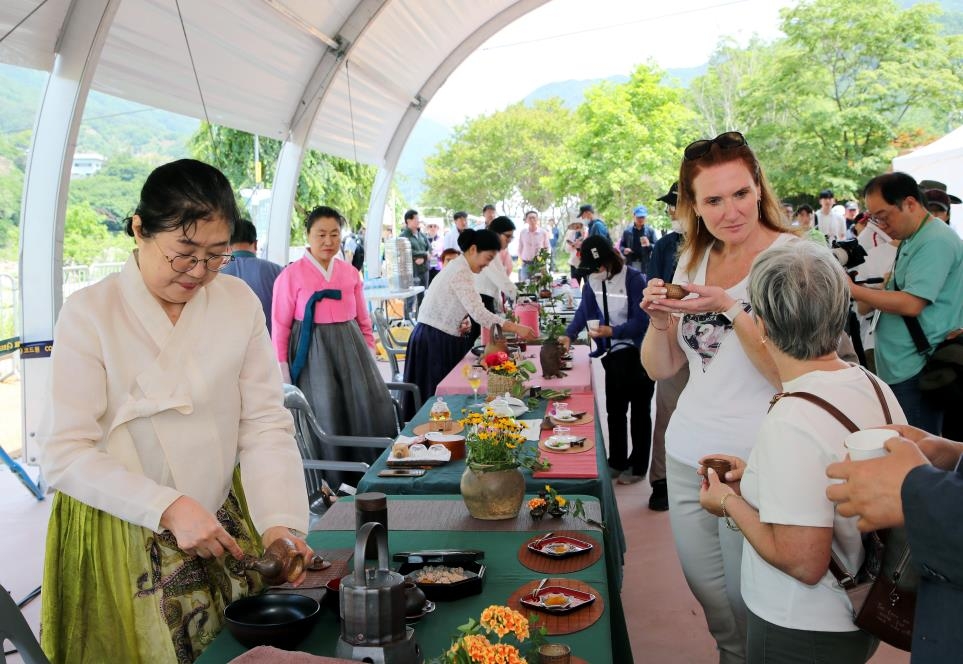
[272,206,396,439]
[38,159,311,664]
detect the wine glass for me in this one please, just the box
[467,367,483,403]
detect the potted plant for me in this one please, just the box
[458,407,549,520]
[438,604,546,663]
[522,248,554,299]
[539,316,567,379]
[482,351,536,399]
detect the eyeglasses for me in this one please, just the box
[156,242,234,273]
[683,131,748,161]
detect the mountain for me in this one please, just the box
[0,63,198,161]
[396,116,452,205]
[522,75,629,109]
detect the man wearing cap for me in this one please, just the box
[646,181,687,511]
[444,211,468,251]
[579,204,610,240]
[924,188,960,226]
[518,210,551,281]
[621,205,658,275]
[844,201,860,236]
[850,172,963,432]
[816,189,846,242]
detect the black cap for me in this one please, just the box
[578,235,617,272]
[578,204,595,217]
[656,182,679,206]
[919,179,948,192]
[818,189,834,199]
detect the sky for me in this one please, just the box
[423,0,798,127]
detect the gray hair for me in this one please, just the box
[748,240,849,360]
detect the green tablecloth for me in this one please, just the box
[356,394,626,582]
[196,527,629,663]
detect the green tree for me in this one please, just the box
[422,99,574,215]
[68,154,155,228]
[555,63,695,224]
[189,124,379,237]
[63,203,129,265]
[690,0,963,199]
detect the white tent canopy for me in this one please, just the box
[0,0,549,461]
[892,125,963,238]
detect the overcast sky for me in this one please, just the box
[423,0,797,126]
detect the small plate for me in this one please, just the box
[544,436,572,451]
[520,585,596,614]
[529,535,594,559]
[406,600,436,622]
[550,414,578,423]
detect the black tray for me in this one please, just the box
[394,550,486,601]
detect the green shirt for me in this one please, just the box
[400,228,431,274]
[875,217,963,384]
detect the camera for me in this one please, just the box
[831,239,867,270]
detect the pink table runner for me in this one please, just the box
[435,344,594,396]
[533,392,599,479]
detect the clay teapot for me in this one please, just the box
[242,538,307,585]
[540,340,565,379]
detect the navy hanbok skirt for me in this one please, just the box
[403,323,472,405]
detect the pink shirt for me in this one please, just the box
[518,228,550,262]
[271,255,375,363]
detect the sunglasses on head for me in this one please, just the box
[683,131,748,161]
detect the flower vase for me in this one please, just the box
[460,465,525,520]
[487,373,516,399]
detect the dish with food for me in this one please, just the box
[544,436,572,451]
[520,585,596,614]
[529,535,594,559]
[406,565,476,585]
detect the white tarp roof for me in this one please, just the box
[893,125,963,237]
[0,0,547,166]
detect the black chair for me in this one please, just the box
[282,384,394,522]
[0,584,48,664]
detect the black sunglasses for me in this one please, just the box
[683,131,748,161]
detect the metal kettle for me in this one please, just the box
[339,522,407,646]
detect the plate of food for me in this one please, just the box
[520,585,596,614]
[529,535,594,559]
[395,554,486,601]
[543,436,573,451]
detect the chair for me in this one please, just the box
[0,584,48,664]
[373,308,408,382]
[283,384,394,520]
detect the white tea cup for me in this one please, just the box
[587,319,600,331]
[844,429,895,461]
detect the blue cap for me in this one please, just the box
[633,205,648,217]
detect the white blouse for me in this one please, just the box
[417,255,506,336]
[38,254,309,534]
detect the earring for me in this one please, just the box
[760,335,768,345]
[696,215,703,226]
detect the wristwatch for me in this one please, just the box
[721,300,745,324]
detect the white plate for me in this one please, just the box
[544,436,572,451]
[551,414,577,423]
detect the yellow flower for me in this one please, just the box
[528,497,546,509]
[556,496,568,507]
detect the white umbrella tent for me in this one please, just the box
[893,125,963,239]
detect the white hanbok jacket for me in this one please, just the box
[39,254,309,535]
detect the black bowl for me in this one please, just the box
[224,593,320,650]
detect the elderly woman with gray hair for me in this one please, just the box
[699,240,906,663]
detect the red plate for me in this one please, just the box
[520,585,596,614]
[528,535,594,559]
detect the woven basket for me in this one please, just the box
[488,373,524,399]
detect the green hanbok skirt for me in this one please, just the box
[40,473,264,663]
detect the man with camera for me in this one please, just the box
[849,172,963,432]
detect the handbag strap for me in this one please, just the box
[767,367,893,587]
[599,278,611,356]
[891,228,933,355]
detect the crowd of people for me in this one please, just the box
[32,128,962,663]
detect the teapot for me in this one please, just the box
[488,396,514,418]
[242,538,306,585]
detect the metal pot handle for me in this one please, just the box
[353,522,389,583]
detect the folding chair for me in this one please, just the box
[372,308,408,382]
[0,584,48,664]
[283,384,394,524]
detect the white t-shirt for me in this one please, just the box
[740,366,906,632]
[665,233,794,468]
[816,209,846,243]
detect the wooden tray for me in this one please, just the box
[412,420,464,436]
[507,578,604,635]
[270,548,350,590]
[518,531,602,574]
[548,413,594,426]
[538,437,595,455]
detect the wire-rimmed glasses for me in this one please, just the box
[159,249,235,273]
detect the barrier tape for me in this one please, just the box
[20,340,52,359]
[0,336,20,357]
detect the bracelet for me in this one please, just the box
[720,493,742,532]
[649,317,671,331]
